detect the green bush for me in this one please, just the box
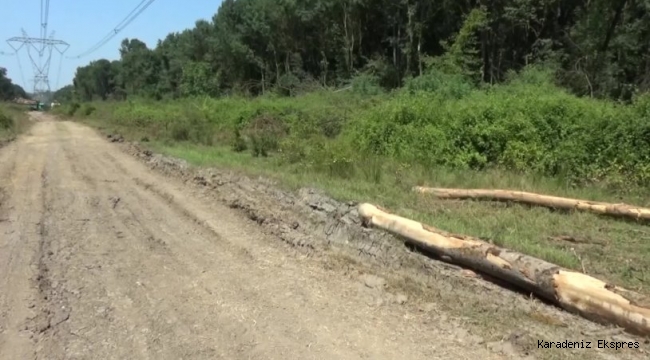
[67,102,81,116]
[170,121,190,141]
[404,68,475,99]
[244,114,285,157]
[347,66,650,188]
[67,65,650,190]
[82,104,96,116]
[232,129,248,152]
[350,74,384,96]
[278,136,308,164]
[0,109,13,130]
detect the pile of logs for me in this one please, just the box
[358,187,650,335]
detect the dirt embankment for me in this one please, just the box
[120,134,648,359]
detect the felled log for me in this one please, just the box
[358,203,650,335]
[413,187,650,221]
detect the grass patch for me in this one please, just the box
[147,140,650,292]
[0,103,31,142]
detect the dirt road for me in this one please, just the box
[0,116,514,359]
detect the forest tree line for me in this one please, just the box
[0,67,27,101]
[57,0,650,102]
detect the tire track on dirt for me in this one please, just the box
[62,142,173,257]
[66,136,297,358]
[53,125,267,359]
[55,122,460,360]
[36,131,155,359]
[101,150,269,265]
[30,159,76,358]
[0,133,48,359]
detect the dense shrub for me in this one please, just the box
[350,74,384,96]
[82,104,96,116]
[69,65,650,189]
[403,68,475,99]
[347,67,650,187]
[0,104,29,137]
[0,109,13,130]
[243,114,286,157]
[67,102,81,116]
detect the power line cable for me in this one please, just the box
[0,51,26,88]
[40,0,45,39]
[15,52,27,90]
[55,51,63,91]
[68,0,158,59]
[76,0,149,55]
[68,0,150,58]
[39,0,51,54]
[113,0,150,30]
[41,0,49,36]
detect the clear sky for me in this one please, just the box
[0,0,222,92]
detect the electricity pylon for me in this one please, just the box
[6,29,69,103]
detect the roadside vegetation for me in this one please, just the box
[1,65,31,142]
[56,67,650,293]
[0,103,30,143]
[52,1,650,294]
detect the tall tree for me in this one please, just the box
[66,0,650,101]
[0,68,27,101]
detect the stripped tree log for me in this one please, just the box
[358,203,650,335]
[413,187,650,221]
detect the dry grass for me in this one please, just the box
[0,103,32,143]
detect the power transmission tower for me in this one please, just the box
[6,29,69,103]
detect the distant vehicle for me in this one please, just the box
[29,102,46,111]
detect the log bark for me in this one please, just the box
[358,203,650,335]
[413,187,650,221]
